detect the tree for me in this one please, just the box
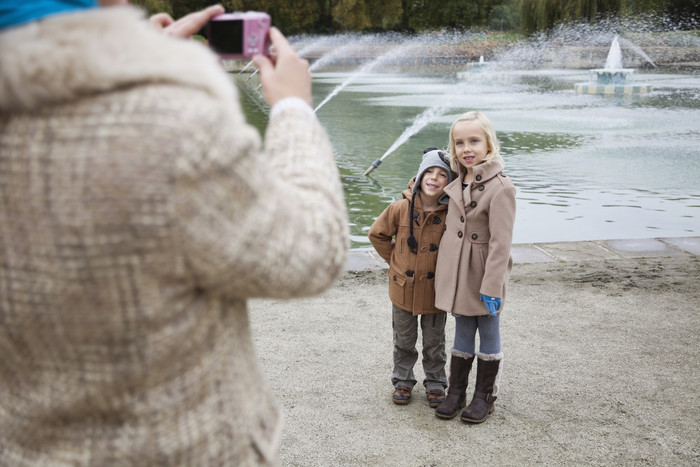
[365,0,403,30]
[332,0,371,30]
[519,0,625,33]
[130,0,174,16]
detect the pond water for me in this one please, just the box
[239,66,700,249]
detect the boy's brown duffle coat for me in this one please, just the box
[369,181,447,315]
[435,160,516,316]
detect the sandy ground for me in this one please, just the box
[249,254,700,466]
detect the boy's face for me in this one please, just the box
[420,167,449,199]
[452,120,489,170]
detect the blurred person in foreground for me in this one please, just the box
[0,1,348,465]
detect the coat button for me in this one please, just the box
[393,275,397,281]
[429,244,438,251]
[478,185,485,191]
[476,175,482,181]
[460,216,464,222]
[471,233,478,240]
[470,201,477,208]
[427,272,435,279]
[458,231,463,238]
[433,217,442,224]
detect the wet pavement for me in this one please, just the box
[345,236,700,272]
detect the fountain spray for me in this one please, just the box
[363,87,458,176]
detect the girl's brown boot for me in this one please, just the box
[460,353,502,423]
[435,351,474,419]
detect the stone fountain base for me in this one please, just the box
[591,68,635,84]
[575,68,651,96]
[575,82,652,95]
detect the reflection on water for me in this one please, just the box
[239,68,700,248]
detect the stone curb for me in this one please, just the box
[346,236,700,272]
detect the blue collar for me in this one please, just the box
[0,0,98,30]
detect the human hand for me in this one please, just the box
[480,294,501,317]
[149,4,225,39]
[253,27,312,107]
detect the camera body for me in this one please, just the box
[207,11,271,59]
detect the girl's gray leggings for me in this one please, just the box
[453,313,501,356]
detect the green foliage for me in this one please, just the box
[161,0,698,34]
[365,0,403,30]
[519,0,625,33]
[130,0,173,16]
[490,0,521,30]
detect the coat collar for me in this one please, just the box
[443,159,506,202]
[0,6,235,112]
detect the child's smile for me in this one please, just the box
[452,120,489,171]
[420,167,449,199]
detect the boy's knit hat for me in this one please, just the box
[413,148,453,194]
[407,148,453,254]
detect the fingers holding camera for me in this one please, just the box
[254,27,312,108]
[160,4,225,39]
[148,13,174,30]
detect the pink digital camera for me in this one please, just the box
[207,11,271,59]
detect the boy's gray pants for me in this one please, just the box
[391,304,447,392]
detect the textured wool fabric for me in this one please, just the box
[0,6,347,466]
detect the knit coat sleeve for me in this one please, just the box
[174,103,348,299]
[368,202,400,263]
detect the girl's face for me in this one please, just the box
[452,120,490,171]
[420,167,449,199]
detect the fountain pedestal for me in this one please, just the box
[575,68,651,96]
[575,36,652,96]
[590,68,635,85]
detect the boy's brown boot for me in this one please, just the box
[460,354,502,423]
[435,352,473,419]
[392,387,412,405]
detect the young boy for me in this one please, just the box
[368,148,454,407]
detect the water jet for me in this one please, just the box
[575,36,652,96]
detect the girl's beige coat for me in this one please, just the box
[0,7,347,465]
[435,160,516,316]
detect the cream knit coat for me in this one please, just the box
[0,7,347,466]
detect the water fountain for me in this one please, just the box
[575,35,652,96]
[456,55,488,79]
[363,78,468,175]
[363,95,454,176]
[313,37,430,112]
[236,21,699,248]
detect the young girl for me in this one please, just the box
[434,111,516,423]
[369,148,455,407]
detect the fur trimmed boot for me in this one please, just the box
[435,351,474,419]
[460,352,502,423]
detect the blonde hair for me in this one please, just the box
[447,111,503,173]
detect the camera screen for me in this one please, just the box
[208,19,244,55]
